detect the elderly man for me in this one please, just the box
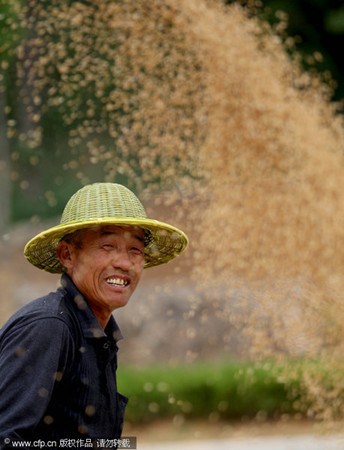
[0,183,187,448]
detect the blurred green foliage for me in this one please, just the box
[0,0,22,62]
[117,360,302,424]
[226,0,344,102]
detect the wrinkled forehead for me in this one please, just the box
[98,224,145,242]
[62,224,148,248]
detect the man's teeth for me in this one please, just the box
[107,278,128,286]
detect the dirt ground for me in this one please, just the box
[124,418,317,444]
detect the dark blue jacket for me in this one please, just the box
[0,274,128,449]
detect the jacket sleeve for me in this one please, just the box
[0,316,74,447]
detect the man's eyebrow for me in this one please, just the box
[131,233,145,243]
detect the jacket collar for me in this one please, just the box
[60,273,123,342]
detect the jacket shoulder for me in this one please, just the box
[0,287,77,338]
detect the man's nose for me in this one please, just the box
[111,247,132,270]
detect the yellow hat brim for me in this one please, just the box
[24,217,188,273]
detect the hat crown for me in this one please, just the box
[61,183,147,224]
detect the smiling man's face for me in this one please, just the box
[57,225,145,327]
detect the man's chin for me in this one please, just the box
[106,294,131,310]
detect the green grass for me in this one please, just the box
[117,360,302,424]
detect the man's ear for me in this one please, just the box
[56,240,74,271]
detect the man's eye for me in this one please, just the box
[131,247,143,255]
[103,244,113,249]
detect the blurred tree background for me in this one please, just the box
[227,0,344,103]
[0,0,205,231]
[1,0,344,231]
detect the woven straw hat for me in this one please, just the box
[24,183,188,273]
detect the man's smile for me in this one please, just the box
[105,276,130,287]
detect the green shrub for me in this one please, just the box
[117,360,302,424]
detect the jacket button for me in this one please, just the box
[103,342,110,349]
